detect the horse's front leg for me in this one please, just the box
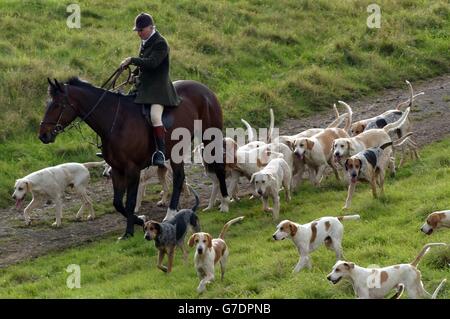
[111,170,127,220]
[125,171,144,236]
[166,162,184,221]
[112,169,143,240]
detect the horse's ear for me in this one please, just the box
[54,78,63,92]
[47,78,55,88]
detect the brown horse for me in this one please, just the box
[40,77,230,239]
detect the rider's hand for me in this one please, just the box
[120,57,132,69]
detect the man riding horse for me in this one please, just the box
[103,12,180,167]
[40,13,231,241]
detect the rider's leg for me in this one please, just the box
[150,104,166,167]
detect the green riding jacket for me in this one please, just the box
[130,31,181,107]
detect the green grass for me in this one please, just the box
[1,0,450,207]
[0,137,449,298]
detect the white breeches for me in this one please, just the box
[150,104,163,127]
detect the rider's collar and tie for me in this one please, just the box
[141,28,156,47]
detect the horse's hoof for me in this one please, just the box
[202,206,212,212]
[51,222,60,228]
[25,219,32,226]
[87,215,95,221]
[117,233,133,241]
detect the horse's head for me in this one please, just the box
[39,78,79,144]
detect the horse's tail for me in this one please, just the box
[187,184,200,212]
[82,161,106,169]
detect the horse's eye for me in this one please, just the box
[203,240,207,243]
[18,187,23,191]
[336,269,340,272]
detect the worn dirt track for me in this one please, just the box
[1,74,449,268]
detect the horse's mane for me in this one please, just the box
[66,77,97,89]
[66,76,129,95]
[49,76,134,100]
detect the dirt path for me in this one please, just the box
[1,74,449,268]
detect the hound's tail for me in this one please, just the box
[396,80,425,111]
[187,184,200,212]
[337,214,361,221]
[390,284,405,299]
[219,216,245,239]
[383,107,410,133]
[431,278,447,299]
[82,161,106,169]
[338,101,353,132]
[268,108,275,144]
[379,132,414,150]
[241,119,256,143]
[410,243,447,267]
[327,103,348,129]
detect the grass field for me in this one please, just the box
[1,0,450,207]
[0,137,448,298]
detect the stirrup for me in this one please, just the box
[151,150,166,167]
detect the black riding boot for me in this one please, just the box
[152,126,166,167]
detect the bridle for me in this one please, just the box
[41,67,131,138]
[40,84,80,136]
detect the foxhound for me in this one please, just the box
[189,216,244,293]
[12,162,104,227]
[272,215,360,272]
[144,187,201,273]
[351,81,423,166]
[342,133,414,209]
[421,210,450,235]
[333,107,411,169]
[250,158,292,220]
[327,243,447,299]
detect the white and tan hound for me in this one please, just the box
[327,243,447,299]
[272,215,360,272]
[250,158,292,220]
[421,210,450,235]
[189,216,244,293]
